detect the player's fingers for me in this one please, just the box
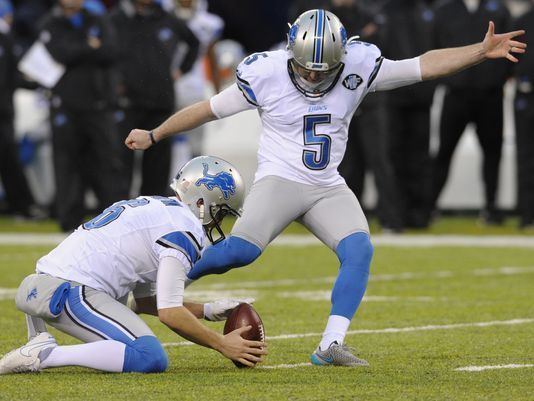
[510,41,527,49]
[506,53,519,63]
[506,29,526,39]
[245,340,267,348]
[242,353,263,363]
[234,325,252,335]
[240,298,255,305]
[512,48,526,54]
[245,346,268,355]
[237,358,255,367]
[488,21,495,36]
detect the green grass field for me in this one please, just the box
[0,219,533,400]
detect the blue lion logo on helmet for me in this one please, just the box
[195,163,236,200]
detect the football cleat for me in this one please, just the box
[310,341,369,367]
[0,332,57,374]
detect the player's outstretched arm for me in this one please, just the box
[420,21,526,81]
[124,100,216,151]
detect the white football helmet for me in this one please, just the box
[287,9,347,98]
[170,156,245,244]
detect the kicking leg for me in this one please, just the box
[188,236,261,280]
[188,176,305,280]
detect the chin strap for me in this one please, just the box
[198,203,205,220]
[203,204,241,245]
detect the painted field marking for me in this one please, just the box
[455,364,534,372]
[0,288,18,301]
[161,318,534,347]
[259,362,313,369]
[3,233,534,248]
[1,266,532,301]
[194,266,534,291]
[0,252,42,261]
[181,289,258,302]
[276,291,436,302]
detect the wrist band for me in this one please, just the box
[148,131,157,145]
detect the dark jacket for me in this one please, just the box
[513,8,534,95]
[381,0,437,105]
[0,28,38,117]
[39,8,119,111]
[0,30,17,116]
[110,3,199,111]
[433,0,511,91]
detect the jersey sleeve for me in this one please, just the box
[155,230,203,267]
[156,256,186,309]
[234,52,274,108]
[369,57,423,92]
[210,83,256,118]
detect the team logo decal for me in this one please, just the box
[342,74,363,90]
[26,288,38,302]
[195,163,236,200]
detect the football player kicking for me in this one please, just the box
[0,156,266,374]
[125,10,527,366]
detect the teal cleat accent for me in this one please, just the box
[310,341,369,367]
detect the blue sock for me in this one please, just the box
[330,232,373,319]
[187,236,261,280]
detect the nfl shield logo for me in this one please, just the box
[342,74,363,90]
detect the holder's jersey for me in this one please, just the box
[36,196,205,299]
[235,42,383,187]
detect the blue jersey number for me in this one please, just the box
[82,198,150,230]
[302,114,332,170]
[244,52,268,65]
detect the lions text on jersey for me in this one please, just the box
[234,42,383,187]
[36,196,205,300]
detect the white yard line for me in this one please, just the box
[259,362,313,369]
[193,266,534,291]
[161,318,534,347]
[1,266,532,301]
[3,233,534,247]
[455,364,534,372]
[276,291,437,302]
[0,288,18,301]
[274,235,534,248]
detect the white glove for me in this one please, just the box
[203,298,255,322]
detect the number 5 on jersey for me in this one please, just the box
[302,114,332,170]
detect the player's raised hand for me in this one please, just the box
[125,129,153,150]
[219,326,267,367]
[482,21,527,62]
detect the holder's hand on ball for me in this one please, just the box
[218,326,267,367]
[204,298,256,322]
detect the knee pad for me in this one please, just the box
[123,336,168,373]
[225,236,262,266]
[336,232,373,272]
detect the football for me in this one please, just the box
[223,303,265,368]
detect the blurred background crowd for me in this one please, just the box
[0,0,532,233]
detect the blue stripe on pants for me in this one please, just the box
[67,286,135,345]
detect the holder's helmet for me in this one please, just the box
[287,9,347,98]
[170,156,245,244]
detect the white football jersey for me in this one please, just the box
[36,196,205,300]
[235,42,382,187]
[174,11,224,104]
